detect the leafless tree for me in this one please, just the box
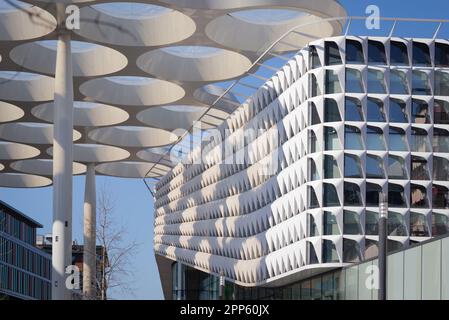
[96,184,140,300]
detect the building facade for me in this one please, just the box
[0,200,51,300]
[154,36,449,296]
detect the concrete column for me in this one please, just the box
[83,163,96,299]
[52,4,74,300]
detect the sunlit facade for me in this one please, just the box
[154,36,449,292]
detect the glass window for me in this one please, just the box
[368,69,387,93]
[411,127,431,152]
[410,212,430,237]
[344,154,363,178]
[308,158,319,181]
[390,69,409,94]
[323,183,340,207]
[411,156,429,180]
[390,41,409,65]
[310,45,321,69]
[344,125,363,150]
[433,156,449,181]
[365,211,379,235]
[323,211,339,235]
[321,273,336,300]
[324,127,340,150]
[308,186,319,209]
[366,182,382,206]
[388,211,407,236]
[309,101,321,125]
[346,68,364,93]
[345,97,364,121]
[413,42,432,67]
[300,279,312,300]
[389,98,408,123]
[434,99,449,124]
[432,212,449,235]
[388,184,407,208]
[346,39,364,64]
[389,127,408,151]
[366,154,385,178]
[365,239,379,260]
[435,42,449,67]
[311,277,322,300]
[343,239,362,263]
[412,99,430,123]
[310,73,321,97]
[308,130,319,153]
[412,70,431,95]
[433,128,449,153]
[388,155,407,180]
[308,241,319,264]
[432,185,449,209]
[366,126,386,150]
[325,41,342,66]
[344,183,362,206]
[411,184,429,208]
[324,98,341,122]
[435,71,449,96]
[322,239,339,263]
[324,155,340,179]
[326,69,342,94]
[368,40,387,64]
[367,98,386,122]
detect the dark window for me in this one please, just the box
[309,101,321,125]
[434,99,449,124]
[433,128,449,153]
[412,71,431,95]
[310,73,321,97]
[368,40,387,64]
[389,98,408,123]
[345,97,364,121]
[412,99,430,123]
[388,183,406,207]
[343,210,362,234]
[432,212,449,236]
[411,184,428,208]
[324,155,339,179]
[413,42,432,66]
[388,211,407,236]
[323,183,340,207]
[322,240,339,263]
[410,212,430,237]
[325,41,342,66]
[411,156,429,180]
[365,211,379,235]
[433,156,449,181]
[308,186,319,209]
[324,98,341,122]
[343,239,361,262]
[435,42,449,67]
[432,185,449,209]
[390,41,409,65]
[308,158,319,181]
[366,183,382,206]
[310,45,321,69]
[346,39,364,64]
[367,97,386,122]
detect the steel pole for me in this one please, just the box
[378,192,388,300]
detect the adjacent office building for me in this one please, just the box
[0,200,51,300]
[154,36,449,299]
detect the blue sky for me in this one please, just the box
[1,0,449,300]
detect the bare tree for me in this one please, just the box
[96,184,140,300]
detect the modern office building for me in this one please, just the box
[0,200,51,300]
[154,36,449,299]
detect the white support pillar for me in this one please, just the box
[83,163,97,299]
[52,4,74,300]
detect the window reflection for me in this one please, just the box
[368,69,387,93]
[411,184,428,208]
[324,98,341,122]
[344,211,362,234]
[326,70,342,94]
[390,69,409,94]
[432,213,449,236]
[434,99,449,124]
[412,71,432,95]
[435,42,449,67]
[432,185,449,209]
[324,127,340,150]
[388,184,407,208]
[308,186,319,209]
[325,41,342,66]
[433,128,449,152]
[365,239,379,259]
[344,183,363,206]
[433,156,449,180]
[309,101,320,125]
[388,211,407,236]
[310,73,321,97]
[435,71,449,96]
[346,68,364,93]
[412,99,430,123]
[389,127,408,151]
[413,42,432,67]
[410,212,430,237]
[344,125,363,150]
[389,98,408,123]
[390,41,409,65]
[323,211,339,235]
[411,156,429,180]
[365,211,379,235]
[367,98,386,122]
[388,155,407,179]
[366,182,382,206]
[345,97,364,121]
[308,158,319,181]
[366,154,385,178]
[344,154,363,178]
[310,45,321,69]
[366,126,386,150]
[368,40,387,64]
[324,155,340,179]
[411,127,431,152]
[322,240,339,263]
[323,183,340,207]
[343,239,362,262]
[346,39,364,64]
[308,130,319,153]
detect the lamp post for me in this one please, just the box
[378,192,388,300]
